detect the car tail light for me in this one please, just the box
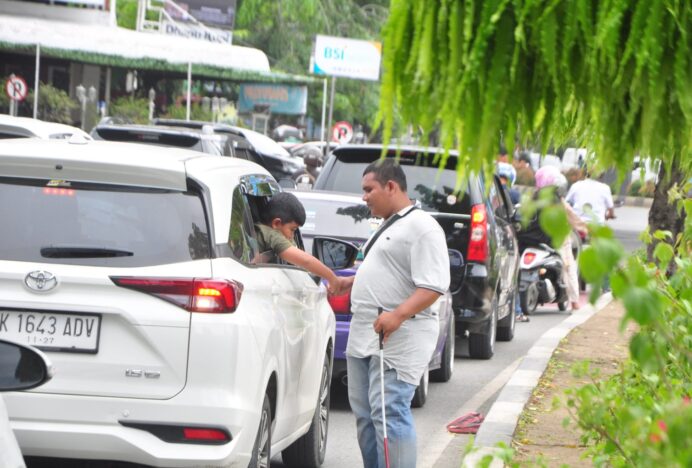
[111,277,243,313]
[467,204,488,262]
[328,291,351,314]
[523,252,536,265]
[182,428,229,442]
[120,421,231,445]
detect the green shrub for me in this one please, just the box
[28,84,78,124]
[161,104,213,122]
[109,96,149,124]
[566,197,692,467]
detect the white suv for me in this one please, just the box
[0,138,355,467]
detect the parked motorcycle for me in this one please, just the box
[518,244,569,314]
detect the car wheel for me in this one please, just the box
[468,299,497,359]
[281,352,331,467]
[520,284,539,315]
[430,317,455,382]
[249,394,271,468]
[497,292,516,342]
[410,369,429,408]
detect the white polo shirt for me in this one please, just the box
[346,205,450,385]
[565,178,614,224]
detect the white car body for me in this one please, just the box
[0,139,336,467]
[0,114,92,140]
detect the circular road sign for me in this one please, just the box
[5,75,28,102]
[332,121,353,144]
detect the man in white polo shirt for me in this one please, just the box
[565,171,616,224]
[341,159,450,468]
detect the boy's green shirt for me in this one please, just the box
[255,223,295,255]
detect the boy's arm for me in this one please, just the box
[279,246,344,293]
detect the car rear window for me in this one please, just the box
[93,128,204,151]
[317,151,472,215]
[0,178,210,267]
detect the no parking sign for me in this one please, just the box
[331,121,353,144]
[5,74,28,102]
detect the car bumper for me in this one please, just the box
[6,388,257,467]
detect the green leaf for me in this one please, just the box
[629,333,659,372]
[609,270,628,298]
[622,287,661,325]
[653,230,673,240]
[653,241,674,267]
[539,204,571,248]
[578,247,607,282]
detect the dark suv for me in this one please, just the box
[314,145,519,359]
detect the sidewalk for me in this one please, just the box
[511,300,636,466]
[462,296,636,467]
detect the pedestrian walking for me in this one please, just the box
[340,159,450,468]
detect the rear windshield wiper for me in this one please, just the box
[40,246,134,258]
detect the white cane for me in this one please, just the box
[378,307,390,468]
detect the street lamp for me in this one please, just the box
[148,88,156,122]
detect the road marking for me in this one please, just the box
[418,357,523,468]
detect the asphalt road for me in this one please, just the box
[272,204,650,468]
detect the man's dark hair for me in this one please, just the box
[363,159,407,191]
[518,151,531,164]
[263,192,306,226]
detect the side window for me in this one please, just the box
[489,179,509,220]
[228,186,259,263]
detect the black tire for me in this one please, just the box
[282,353,331,467]
[558,299,568,311]
[410,370,429,408]
[430,317,455,382]
[497,293,516,342]
[249,394,271,468]
[468,302,497,359]
[520,284,539,315]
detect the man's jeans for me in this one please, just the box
[347,355,418,468]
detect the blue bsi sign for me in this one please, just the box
[238,84,308,115]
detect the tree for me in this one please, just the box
[379,0,691,253]
[235,0,388,129]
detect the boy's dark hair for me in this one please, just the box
[363,159,407,191]
[262,192,306,226]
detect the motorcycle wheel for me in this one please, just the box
[520,284,539,315]
[558,299,568,311]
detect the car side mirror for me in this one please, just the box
[312,237,359,270]
[448,249,465,293]
[0,340,53,392]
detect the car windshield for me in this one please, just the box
[0,178,210,267]
[93,128,205,152]
[318,151,471,214]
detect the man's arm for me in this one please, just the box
[373,288,442,343]
[279,246,347,294]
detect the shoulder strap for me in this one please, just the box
[362,206,418,259]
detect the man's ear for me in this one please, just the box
[270,218,283,229]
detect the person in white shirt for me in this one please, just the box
[565,172,616,224]
[341,159,450,468]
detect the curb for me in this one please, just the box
[463,293,614,464]
[618,196,653,208]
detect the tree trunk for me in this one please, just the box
[647,158,687,271]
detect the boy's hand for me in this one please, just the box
[327,276,354,296]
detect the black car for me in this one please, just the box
[153,119,305,181]
[313,144,519,359]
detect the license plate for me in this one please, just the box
[0,310,101,353]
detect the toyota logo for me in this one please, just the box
[25,270,58,292]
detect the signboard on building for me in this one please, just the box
[166,0,237,30]
[238,84,308,115]
[162,20,232,43]
[312,35,382,81]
